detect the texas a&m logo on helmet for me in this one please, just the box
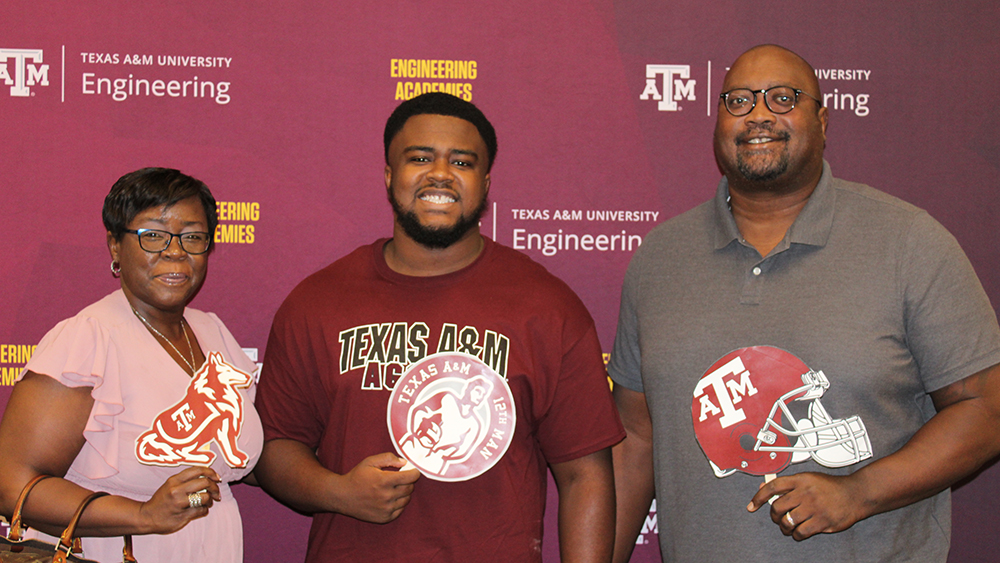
[692,346,872,478]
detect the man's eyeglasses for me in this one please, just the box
[125,229,212,254]
[719,86,821,117]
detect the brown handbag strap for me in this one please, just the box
[5,476,137,562]
[123,534,136,562]
[6,474,53,541]
[54,494,137,562]
[52,491,108,563]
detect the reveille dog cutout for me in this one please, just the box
[135,351,254,468]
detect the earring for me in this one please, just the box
[111,260,121,278]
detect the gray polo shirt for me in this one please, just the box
[610,161,1000,562]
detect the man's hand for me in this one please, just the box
[337,453,421,524]
[254,439,420,523]
[747,472,867,540]
[746,363,1000,542]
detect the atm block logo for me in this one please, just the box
[1,49,50,97]
[639,64,695,111]
[636,499,658,545]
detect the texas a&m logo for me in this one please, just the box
[135,352,254,468]
[692,346,871,478]
[387,352,515,482]
[639,64,696,111]
[0,49,49,97]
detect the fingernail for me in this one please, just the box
[747,502,754,511]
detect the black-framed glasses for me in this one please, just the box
[125,229,212,254]
[719,86,821,117]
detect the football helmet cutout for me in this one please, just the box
[691,346,872,477]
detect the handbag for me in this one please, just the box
[1,475,136,563]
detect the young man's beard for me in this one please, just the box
[389,192,488,249]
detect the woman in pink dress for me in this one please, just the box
[0,168,262,562]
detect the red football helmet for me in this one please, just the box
[691,346,871,477]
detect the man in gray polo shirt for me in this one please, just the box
[610,44,1000,562]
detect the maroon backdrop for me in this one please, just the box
[3,1,998,561]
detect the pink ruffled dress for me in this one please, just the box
[19,290,263,563]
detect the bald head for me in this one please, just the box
[723,45,822,104]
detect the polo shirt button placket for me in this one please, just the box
[740,261,765,305]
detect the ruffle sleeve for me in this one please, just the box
[21,313,126,479]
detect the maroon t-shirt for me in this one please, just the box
[257,237,624,562]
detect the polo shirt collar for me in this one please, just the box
[713,160,835,251]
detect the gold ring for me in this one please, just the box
[785,512,795,527]
[188,492,203,508]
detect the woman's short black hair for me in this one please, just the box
[103,168,218,251]
[383,92,498,171]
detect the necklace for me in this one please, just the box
[130,305,196,374]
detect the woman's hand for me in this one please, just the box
[137,467,221,535]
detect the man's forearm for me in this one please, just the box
[611,436,655,563]
[255,439,419,522]
[254,438,339,513]
[552,449,616,563]
[851,365,1000,518]
[610,383,656,563]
